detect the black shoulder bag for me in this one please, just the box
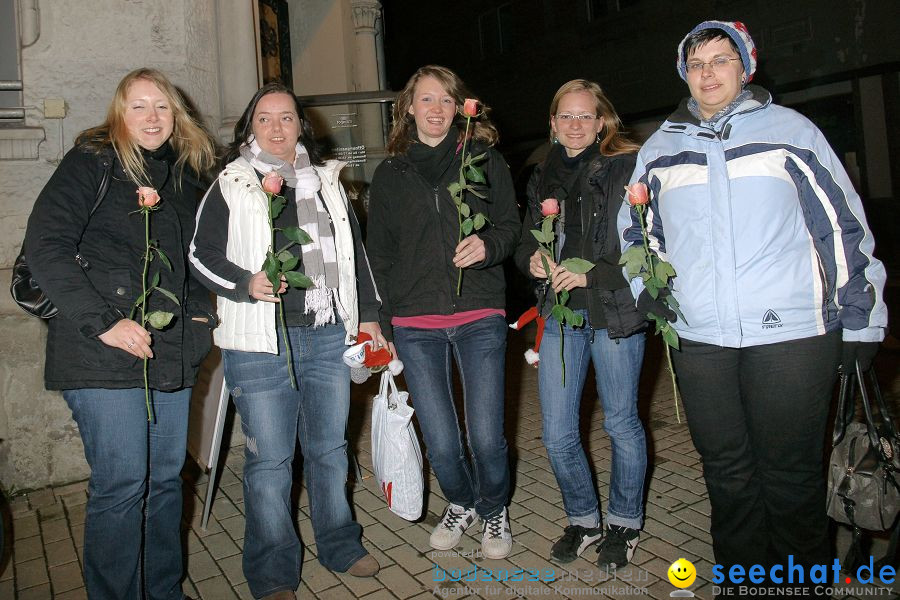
[826,361,900,570]
[10,154,113,318]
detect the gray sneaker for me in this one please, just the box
[551,525,604,563]
[481,507,513,559]
[430,503,478,550]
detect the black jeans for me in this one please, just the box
[672,332,841,595]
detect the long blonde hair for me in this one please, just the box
[77,68,216,184]
[549,79,640,156]
[387,65,499,156]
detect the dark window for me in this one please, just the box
[0,0,22,117]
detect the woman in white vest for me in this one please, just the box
[189,83,384,600]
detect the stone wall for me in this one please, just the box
[0,0,224,490]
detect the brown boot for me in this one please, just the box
[261,591,296,600]
[347,554,380,577]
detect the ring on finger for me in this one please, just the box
[127,340,135,348]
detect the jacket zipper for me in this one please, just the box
[816,252,831,322]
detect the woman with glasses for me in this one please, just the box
[366,65,520,559]
[619,21,887,594]
[514,79,647,567]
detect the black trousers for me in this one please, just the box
[672,332,841,596]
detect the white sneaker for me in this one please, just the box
[430,503,479,550]
[481,507,513,559]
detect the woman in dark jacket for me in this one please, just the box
[366,65,520,559]
[514,79,647,568]
[24,68,216,600]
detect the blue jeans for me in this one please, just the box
[222,323,365,599]
[64,387,190,600]
[393,314,510,518]
[539,312,647,530]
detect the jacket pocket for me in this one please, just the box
[108,268,134,309]
[81,336,140,370]
[186,316,214,368]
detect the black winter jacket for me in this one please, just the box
[24,144,215,390]
[367,142,520,341]
[514,151,645,340]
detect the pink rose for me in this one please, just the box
[625,183,649,206]
[462,98,479,118]
[262,171,284,195]
[136,187,159,208]
[540,198,559,217]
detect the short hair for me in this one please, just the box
[386,65,499,156]
[224,82,324,166]
[681,28,740,63]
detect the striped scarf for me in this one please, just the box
[240,138,340,326]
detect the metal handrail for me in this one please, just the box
[0,81,23,92]
[297,90,396,107]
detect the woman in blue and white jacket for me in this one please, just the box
[190,83,383,599]
[618,21,887,587]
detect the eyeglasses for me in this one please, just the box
[554,113,597,122]
[685,57,742,74]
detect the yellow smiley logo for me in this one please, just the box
[668,558,697,588]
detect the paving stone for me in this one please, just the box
[13,513,40,540]
[300,559,340,593]
[194,574,239,599]
[17,583,52,599]
[0,580,12,597]
[9,496,32,516]
[216,514,245,540]
[201,531,241,559]
[362,522,405,551]
[64,503,86,527]
[27,489,57,509]
[13,535,43,563]
[15,557,50,589]
[375,564,427,598]
[40,517,71,544]
[44,538,78,567]
[186,550,221,582]
[55,587,88,600]
[217,553,246,586]
[37,503,65,522]
[49,561,83,593]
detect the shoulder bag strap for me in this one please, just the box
[74,152,113,268]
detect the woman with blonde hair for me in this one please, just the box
[367,65,521,559]
[25,67,216,599]
[514,79,647,567]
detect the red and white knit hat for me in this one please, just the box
[677,20,758,83]
[509,306,545,366]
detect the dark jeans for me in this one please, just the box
[64,387,190,600]
[222,323,365,599]
[671,332,841,593]
[393,314,511,518]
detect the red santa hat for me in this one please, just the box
[509,306,545,366]
[343,332,403,379]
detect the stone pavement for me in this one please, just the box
[1,333,898,600]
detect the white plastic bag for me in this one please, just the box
[370,371,423,520]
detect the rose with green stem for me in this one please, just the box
[619,182,687,421]
[259,171,314,390]
[530,198,595,386]
[131,187,180,421]
[448,98,492,295]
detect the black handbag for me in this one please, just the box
[10,154,112,318]
[826,361,900,570]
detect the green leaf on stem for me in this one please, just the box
[281,256,299,273]
[540,254,552,280]
[541,217,554,240]
[655,260,677,280]
[531,229,552,244]
[277,250,294,263]
[619,246,648,278]
[459,202,471,218]
[154,247,172,271]
[461,218,474,235]
[131,289,149,313]
[284,271,314,289]
[467,187,487,199]
[660,322,680,349]
[270,195,287,220]
[469,152,487,164]
[150,271,160,289]
[263,253,280,288]
[154,286,181,306]
[560,289,570,305]
[146,310,174,329]
[466,165,486,184]
[571,312,585,327]
[561,306,576,325]
[559,257,595,274]
[448,182,462,197]
[551,304,565,322]
[282,226,313,245]
[667,294,689,325]
[473,213,486,230]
